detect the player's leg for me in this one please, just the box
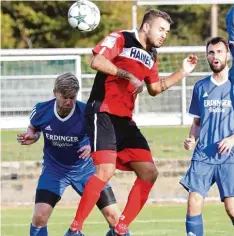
[71,161,120,225]
[97,188,120,227]
[216,163,234,225]
[180,161,216,236]
[186,192,204,236]
[113,123,157,235]
[30,164,68,236]
[224,197,234,225]
[30,191,60,236]
[68,113,117,232]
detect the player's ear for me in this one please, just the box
[227,51,231,61]
[53,89,56,97]
[143,22,150,33]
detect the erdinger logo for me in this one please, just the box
[45,133,79,142]
[204,99,231,113]
[45,133,79,148]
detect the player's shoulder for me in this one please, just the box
[194,76,211,88]
[226,7,234,23]
[33,99,55,113]
[30,99,55,126]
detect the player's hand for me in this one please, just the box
[184,137,196,150]
[218,136,234,155]
[129,76,144,95]
[182,55,198,75]
[77,145,91,159]
[17,133,38,145]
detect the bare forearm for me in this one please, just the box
[189,119,200,141]
[159,69,186,93]
[91,54,133,80]
[27,125,41,142]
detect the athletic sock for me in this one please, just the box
[30,224,48,236]
[186,214,203,236]
[115,178,154,234]
[70,175,106,231]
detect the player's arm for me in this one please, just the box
[91,32,143,94]
[17,124,41,145]
[184,118,200,151]
[91,54,143,94]
[226,7,234,46]
[146,55,198,96]
[218,133,234,155]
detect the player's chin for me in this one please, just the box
[154,41,162,48]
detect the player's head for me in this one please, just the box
[206,37,230,73]
[53,72,79,112]
[139,9,173,48]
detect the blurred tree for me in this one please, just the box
[1,1,232,48]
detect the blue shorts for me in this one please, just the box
[180,160,234,201]
[37,160,110,197]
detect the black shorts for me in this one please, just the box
[85,112,153,170]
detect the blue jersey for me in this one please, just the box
[30,99,92,170]
[226,7,234,79]
[189,76,234,164]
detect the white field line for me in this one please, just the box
[1,218,225,227]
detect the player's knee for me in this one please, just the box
[32,212,48,227]
[96,164,115,182]
[187,195,203,215]
[138,164,158,183]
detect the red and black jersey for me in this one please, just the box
[85,29,159,118]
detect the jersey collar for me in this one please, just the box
[133,28,140,42]
[210,69,229,86]
[54,100,76,122]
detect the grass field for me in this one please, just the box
[1,204,233,236]
[1,126,193,161]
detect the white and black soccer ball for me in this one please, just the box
[68,0,100,32]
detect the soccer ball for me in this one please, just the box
[68,0,101,32]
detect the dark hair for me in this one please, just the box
[54,72,79,97]
[206,37,229,53]
[140,9,173,29]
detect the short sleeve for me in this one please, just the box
[92,31,125,61]
[29,104,43,130]
[189,84,200,117]
[144,60,159,84]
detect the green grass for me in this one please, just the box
[1,126,193,161]
[1,204,233,236]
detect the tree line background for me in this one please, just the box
[1,1,232,49]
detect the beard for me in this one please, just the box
[209,61,226,73]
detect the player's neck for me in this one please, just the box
[56,105,71,118]
[212,66,229,83]
[138,30,147,50]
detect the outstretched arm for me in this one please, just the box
[146,55,198,96]
[17,124,41,145]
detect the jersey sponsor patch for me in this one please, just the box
[119,47,154,69]
[110,32,121,38]
[101,36,117,48]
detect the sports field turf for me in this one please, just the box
[2,126,193,161]
[1,204,233,236]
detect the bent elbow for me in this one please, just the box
[149,90,160,97]
[90,57,97,70]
